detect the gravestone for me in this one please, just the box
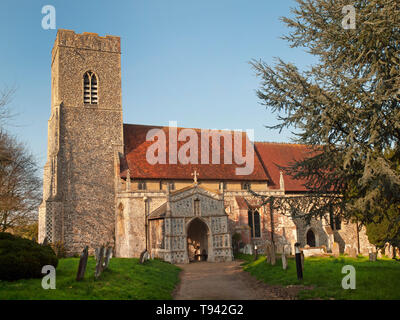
[281,251,288,270]
[345,246,351,256]
[139,249,150,264]
[42,237,49,246]
[95,246,105,279]
[350,247,358,258]
[76,246,89,281]
[284,244,291,255]
[265,244,271,264]
[243,244,253,255]
[369,252,377,261]
[332,242,340,257]
[302,247,325,257]
[103,247,113,270]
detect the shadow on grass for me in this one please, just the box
[0,257,181,300]
[234,253,400,300]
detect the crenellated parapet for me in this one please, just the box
[53,29,120,56]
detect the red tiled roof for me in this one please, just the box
[122,124,269,181]
[254,142,318,192]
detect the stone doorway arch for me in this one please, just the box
[306,228,316,247]
[187,218,210,262]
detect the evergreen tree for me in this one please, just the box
[366,203,400,257]
[252,0,400,230]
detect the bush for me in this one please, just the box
[0,232,58,281]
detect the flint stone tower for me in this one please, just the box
[38,30,124,254]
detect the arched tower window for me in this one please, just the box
[83,71,98,104]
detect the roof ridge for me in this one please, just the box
[123,123,248,134]
[254,141,310,147]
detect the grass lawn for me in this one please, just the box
[0,257,181,300]
[237,253,400,300]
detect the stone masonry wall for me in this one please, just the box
[41,30,123,255]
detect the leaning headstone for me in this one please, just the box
[281,251,288,270]
[103,247,113,270]
[332,242,340,257]
[76,246,89,281]
[270,244,276,266]
[139,249,150,264]
[95,246,105,279]
[369,252,377,262]
[42,237,49,246]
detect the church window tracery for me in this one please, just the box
[83,71,98,104]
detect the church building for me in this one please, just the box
[39,30,373,263]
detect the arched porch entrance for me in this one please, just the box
[306,229,316,247]
[187,218,209,262]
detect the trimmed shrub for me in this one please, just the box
[0,232,58,281]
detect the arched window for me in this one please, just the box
[83,71,98,104]
[248,209,261,238]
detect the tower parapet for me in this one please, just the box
[53,29,121,55]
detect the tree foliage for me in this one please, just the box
[0,88,42,233]
[251,0,400,234]
[366,204,400,250]
[0,131,42,232]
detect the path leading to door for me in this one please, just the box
[173,260,305,300]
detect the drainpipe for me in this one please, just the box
[144,197,148,251]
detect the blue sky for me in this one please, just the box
[0,0,315,171]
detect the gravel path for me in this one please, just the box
[173,260,306,300]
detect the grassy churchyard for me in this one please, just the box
[0,257,180,300]
[1,252,399,300]
[237,253,400,300]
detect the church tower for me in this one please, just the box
[39,30,124,254]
